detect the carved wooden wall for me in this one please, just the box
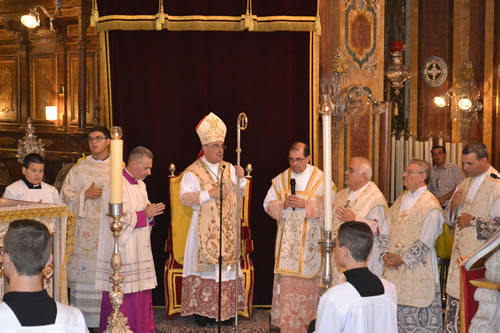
[0,0,101,185]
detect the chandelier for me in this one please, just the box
[434,60,482,129]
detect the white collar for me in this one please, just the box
[291,164,311,178]
[407,185,427,197]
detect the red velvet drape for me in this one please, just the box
[108,30,312,306]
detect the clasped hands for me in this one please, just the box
[284,195,305,209]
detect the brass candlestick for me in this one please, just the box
[104,203,131,333]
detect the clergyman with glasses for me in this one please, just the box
[179,112,247,327]
[383,159,444,332]
[263,141,336,333]
[60,125,111,330]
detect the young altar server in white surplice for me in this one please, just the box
[263,142,335,333]
[179,112,247,327]
[60,126,111,329]
[3,153,59,204]
[315,221,397,333]
[383,159,444,333]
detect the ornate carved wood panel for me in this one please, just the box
[0,56,19,123]
[31,54,57,122]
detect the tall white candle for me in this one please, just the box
[438,137,443,146]
[457,142,463,167]
[408,136,413,160]
[445,142,451,164]
[322,114,332,232]
[397,137,404,197]
[390,135,396,203]
[451,143,457,165]
[428,137,433,163]
[424,141,430,163]
[404,138,409,170]
[110,126,123,204]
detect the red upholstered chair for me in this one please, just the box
[164,163,255,318]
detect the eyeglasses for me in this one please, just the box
[404,169,425,175]
[88,136,106,143]
[289,157,306,163]
[206,144,227,150]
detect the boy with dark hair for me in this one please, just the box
[315,222,397,333]
[0,219,88,332]
[2,153,59,204]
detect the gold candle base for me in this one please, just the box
[104,203,132,333]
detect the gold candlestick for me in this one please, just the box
[104,203,131,333]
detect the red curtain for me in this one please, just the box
[108,29,312,306]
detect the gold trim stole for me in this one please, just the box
[273,166,324,278]
[186,159,238,272]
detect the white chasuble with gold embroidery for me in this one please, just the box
[446,166,500,299]
[384,190,442,308]
[272,166,325,278]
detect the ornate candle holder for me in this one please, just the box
[319,230,335,290]
[104,203,131,333]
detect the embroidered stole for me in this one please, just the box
[186,159,238,271]
[272,166,324,278]
[332,182,388,237]
[384,190,441,308]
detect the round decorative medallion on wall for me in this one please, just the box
[422,56,448,87]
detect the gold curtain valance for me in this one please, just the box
[91,0,321,34]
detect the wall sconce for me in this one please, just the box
[21,0,63,31]
[45,106,58,121]
[321,49,388,133]
[434,60,482,126]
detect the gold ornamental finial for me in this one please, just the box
[169,163,176,177]
[245,163,253,177]
[332,48,349,74]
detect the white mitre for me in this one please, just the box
[196,112,227,145]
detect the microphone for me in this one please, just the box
[220,165,226,186]
[290,178,296,211]
[491,173,500,180]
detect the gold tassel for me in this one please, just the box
[90,0,99,27]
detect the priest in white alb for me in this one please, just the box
[332,156,389,280]
[383,159,444,332]
[60,126,111,328]
[263,141,335,333]
[179,112,247,327]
